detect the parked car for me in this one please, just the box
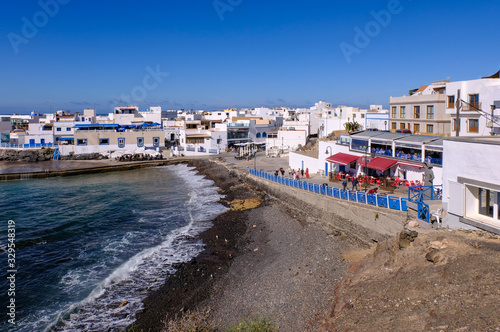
[396,129,412,134]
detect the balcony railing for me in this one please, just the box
[227,123,250,127]
[462,102,481,111]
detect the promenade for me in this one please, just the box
[220,151,409,198]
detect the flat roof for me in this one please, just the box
[291,150,319,159]
[370,132,409,141]
[394,135,441,145]
[443,136,500,146]
[350,131,389,139]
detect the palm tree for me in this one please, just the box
[344,121,362,133]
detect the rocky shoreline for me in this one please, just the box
[129,158,352,331]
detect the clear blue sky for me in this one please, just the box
[1,0,499,114]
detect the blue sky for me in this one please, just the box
[1,0,499,114]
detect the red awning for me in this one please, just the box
[326,152,359,165]
[365,157,397,171]
[398,161,424,168]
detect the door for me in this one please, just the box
[29,139,35,146]
[325,162,328,175]
[40,139,45,145]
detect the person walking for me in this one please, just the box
[342,179,348,191]
[352,177,358,191]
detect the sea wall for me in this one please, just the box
[0,149,107,162]
[0,148,55,162]
[224,164,408,245]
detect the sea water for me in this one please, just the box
[0,164,226,331]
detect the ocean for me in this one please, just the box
[0,164,227,331]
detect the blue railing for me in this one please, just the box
[408,185,442,202]
[186,146,196,152]
[209,149,218,154]
[407,185,442,223]
[198,147,206,153]
[249,169,408,212]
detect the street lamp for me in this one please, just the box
[325,145,333,179]
[384,120,387,131]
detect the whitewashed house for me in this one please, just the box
[445,73,500,137]
[442,136,500,234]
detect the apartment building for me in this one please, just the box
[444,72,500,137]
[390,80,451,136]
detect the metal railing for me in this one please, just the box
[249,169,409,212]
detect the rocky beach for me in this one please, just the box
[129,158,352,331]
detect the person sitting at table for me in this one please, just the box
[368,187,378,194]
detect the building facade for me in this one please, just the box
[390,80,450,136]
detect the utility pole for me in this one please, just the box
[455,89,461,137]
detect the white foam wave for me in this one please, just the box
[40,164,227,332]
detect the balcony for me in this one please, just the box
[462,102,482,111]
[227,123,250,127]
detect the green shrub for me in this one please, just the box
[224,317,276,332]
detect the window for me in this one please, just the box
[186,137,204,144]
[414,124,420,133]
[77,139,87,146]
[414,106,420,119]
[137,137,144,147]
[391,107,397,118]
[66,127,71,131]
[426,106,434,119]
[426,124,434,133]
[468,119,479,133]
[262,132,267,138]
[99,138,109,145]
[118,138,125,148]
[400,123,406,129]
[453,118,458,131]
[56,127,61,132]
[153,137,160,147]
[256,133,261,138]
[447,95,455,109]
[469,94,480,109]
[400,106,406,118]
[479,188,494,218]
[391,122,397,130]
[217,138,222,144]
[361,114,365,118]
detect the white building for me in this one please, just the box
[442,136,500,234]
[445,73,500,137]
[265,128,307,157]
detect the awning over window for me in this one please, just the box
[326,152,359,165]
[365,157,397,171]
[397,161,424,168]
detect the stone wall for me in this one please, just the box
[224,163,408,246]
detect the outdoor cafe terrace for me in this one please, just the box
[346,132,443,166]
